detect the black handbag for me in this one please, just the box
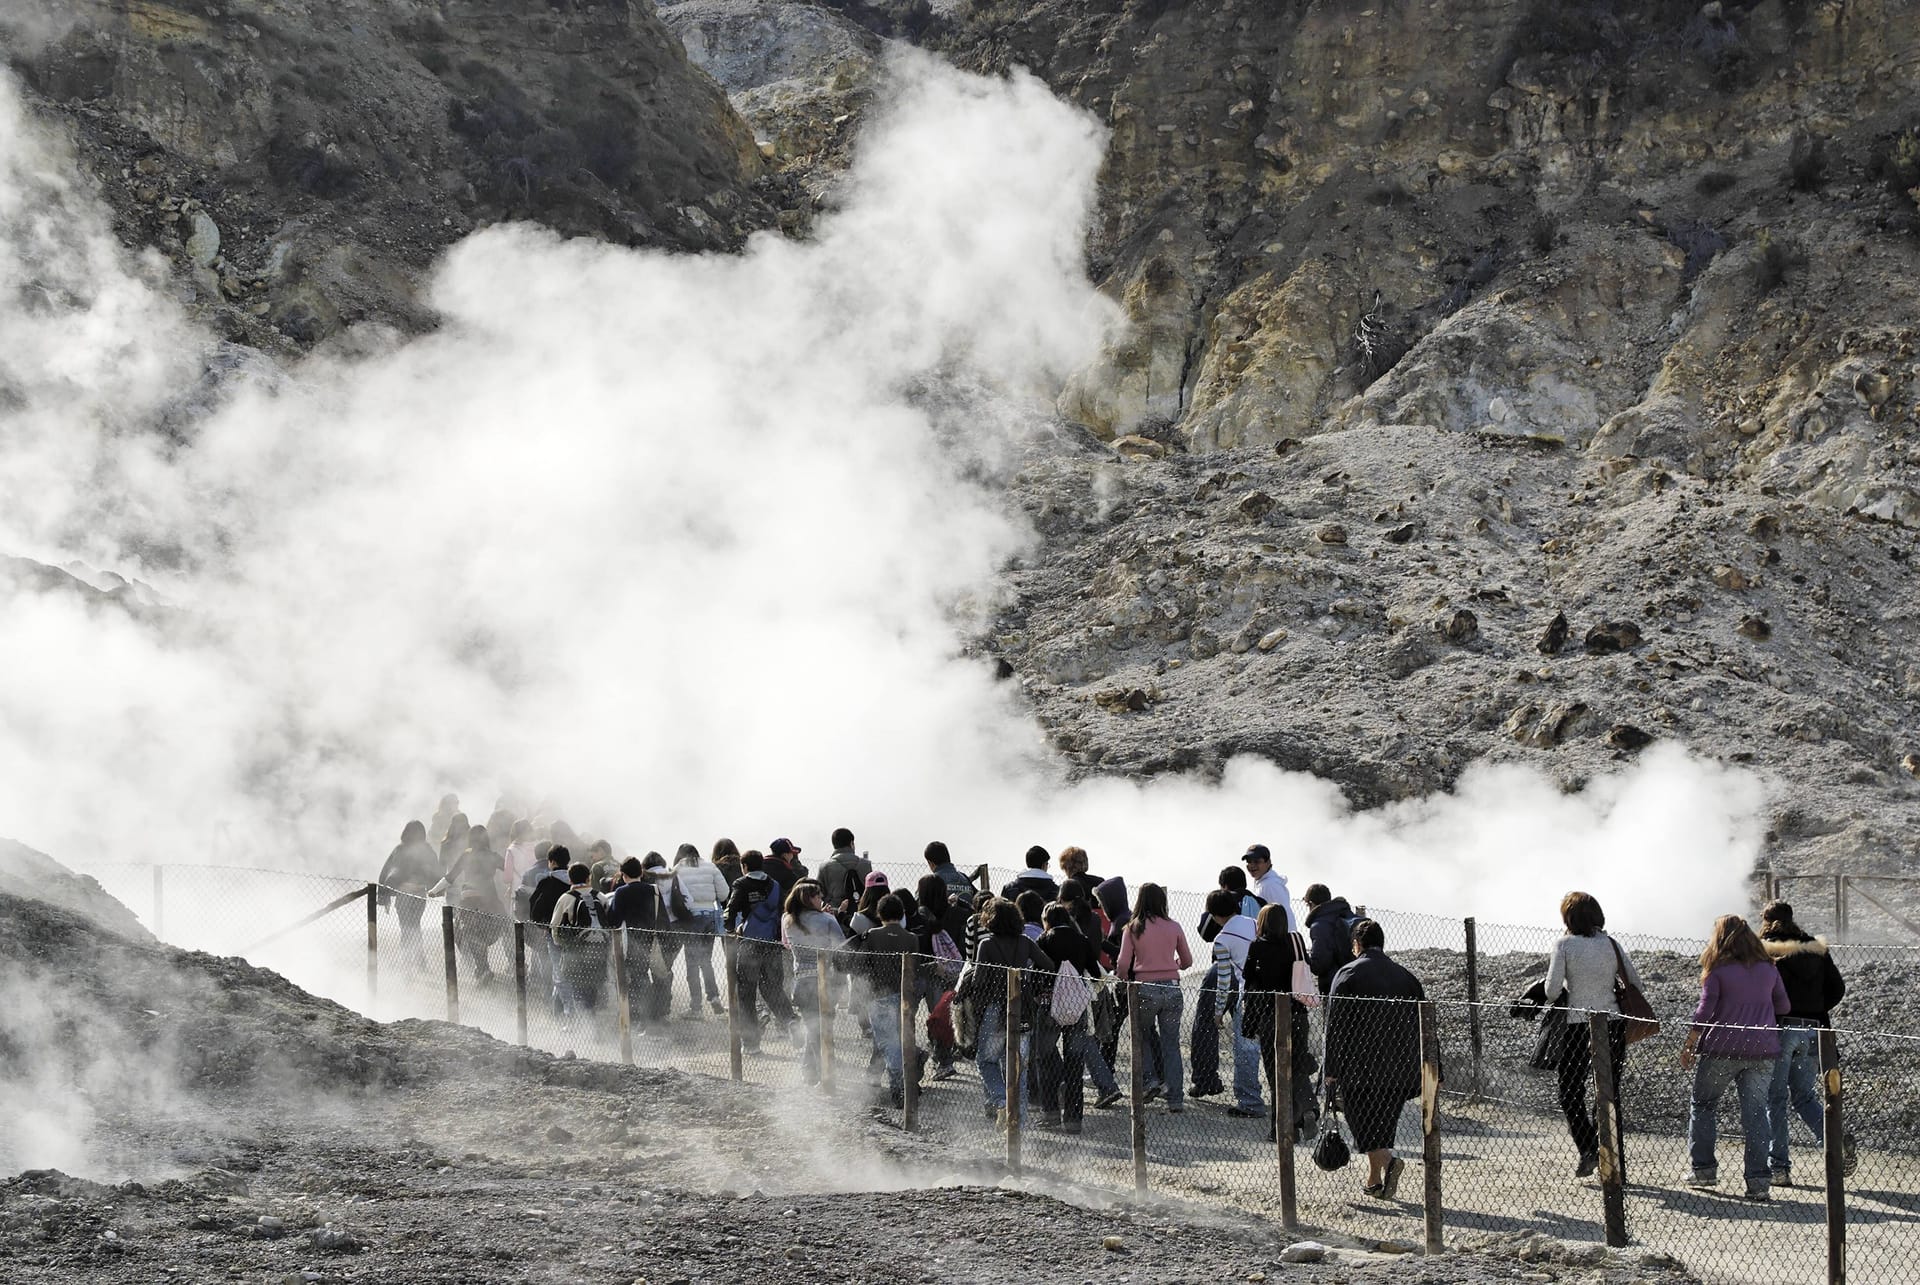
[1311,1089,1351,1172]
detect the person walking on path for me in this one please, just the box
[673,843,730,1017]
[1034,902,1124,1130]
[1115,882,1193,1113]
[1680,914,1789,1200]
[783,880,846,1086]
[1543,891,1642,1178]
[1759,900,1855,1184]
[960,897,1054,1125]
[1202,888,1265,1119]
[1324,918,1426,1200]
[1242,904,1318,1143]
[852,893,919,1107]
[723,851,794,1051]
[377,820,439,953]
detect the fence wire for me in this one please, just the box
[77,861,1920,1284]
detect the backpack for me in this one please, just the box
[930,929,965,982]
[1050,959,1093,1025]
[744,885,782,941]
[553,889,599,945]
[668,872,691,921]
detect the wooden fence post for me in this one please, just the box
[1129,980,1147,1198]
[818,949,835,1095]
[726,938,743,1083]
[1463,917,1482,1097]
[441,904,460,1025]
[365,884,378,1011]
[1419,999,1443,1255]
[1275,990,1297,1232]
[153,866,165,940]
[901,952,919,1129]
[1822,1030,1846,1285]
[974,865,992,897]
[1590,1012,1627,1248]
[1835,874,1846,941]
[610,929,633,1065]
[513,921,529,1046]
[1005,966,1022,1173]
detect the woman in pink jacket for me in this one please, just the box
[1115,883,1194,1112]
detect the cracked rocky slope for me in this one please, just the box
[8,0,1920,895]
[725,0,1920,894]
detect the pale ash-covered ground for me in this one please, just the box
[0,880,1694,1285]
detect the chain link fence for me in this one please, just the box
[82,861,1920,1284]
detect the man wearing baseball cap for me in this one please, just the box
[766,837,807,892]
[1242,844,1297,932]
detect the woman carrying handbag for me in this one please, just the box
[1543,891,1652,1179]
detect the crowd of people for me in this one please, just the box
[375,798,1860,1203]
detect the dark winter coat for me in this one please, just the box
[1304,897,1357,994]
[1324,948,1426,1100]
[1763,931,1846,1026]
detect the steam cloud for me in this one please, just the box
[0,54,1764,937]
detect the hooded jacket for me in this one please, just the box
[1762,931,1846,1026]
[1304,897,1356,993]
[723,870,783,940]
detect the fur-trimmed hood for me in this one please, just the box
[1763,935,1829,959]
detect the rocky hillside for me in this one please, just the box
[6,0,771,348]
[7,0,1920,892]
[792,0,1920,887]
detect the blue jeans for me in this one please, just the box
[1134,980,1185,1108]
[870,998,903,1098]
[1229,1001,1264,1112]
[1769,1026,1825,1169]
[977,1002,1028,1116]
[1689,1055,1773,1191]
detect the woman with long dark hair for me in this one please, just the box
[783,880,845,1086]
[1114,883,1193,1112]
[1681,914,1788,1199]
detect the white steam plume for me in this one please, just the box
[0,53,1763,938]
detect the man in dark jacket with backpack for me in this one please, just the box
[723,852,793,1051]
[550,862,607,1020]
[605,856,669,1026]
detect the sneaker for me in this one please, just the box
[1142,1084,1165,1104]
[1191,1085,1224,1098]
[1741,1188,1771,1203]
[932,1065,957,1082]
[1842,1133,1859,1178]
[1575,1152,1599,1179]
[1093,1088,1125,1110]
[1227,1105,1263,1119]
[710,999,726,1015]
[1296,1109,1321,1142]
[984,1104,999,1121]
[1771,1167,1793,1188]
[1381,1156,1406,1200]
[1041,1112,1063,1128]
[1167,1103,1186,1114]
[1685,1170,1719,1189]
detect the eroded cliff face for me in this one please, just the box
[796,0,1919,883]
[5,0,771,347]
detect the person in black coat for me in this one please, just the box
[1301,883,1356,995]
[1324,918,1427,1199]
[1241,904,1317,1143]
[377,820,440,951]
[1759,900,1853,1180]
